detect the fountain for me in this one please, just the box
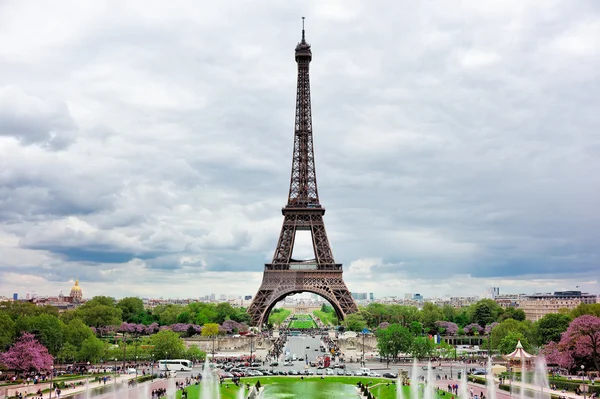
[520,355,526,399]
[84,378,90,399]
[411,359,420,399]
[459,365,469,399]
[167,374,176,399]
[533,357,550,399]
[424,361,434,399]
[200,357,220,399]
[113,373,118,399]
[397,374,404,399]
[486,357,497,399]
[237,385,245,399]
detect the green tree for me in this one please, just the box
[469,299,502,327]
[490,319,534,350]
[57,343,78,364]
[15,313,66,355]
[79,336,105,362]
[186,345,206,362]
[454,310,470,328]
[570,303,600,318]
[534,313,572,345]
[65,318,94,348]
[409,321,423,336]
[499,307,526,322]
[76,298,122,330]
[497,331,531,354]
[420,303,444,330]
[215,303,236,324]
[0,312,15,350]
[201,323,220,337]
[116,297,145,323]
[150,330,186,360]
[343,313,367,332]
[376,324,413,363]
[0,301,58,320]
[410,336,435,359]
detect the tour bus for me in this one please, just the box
[158,359,193,372]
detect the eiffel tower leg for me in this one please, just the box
[247,270,357,327]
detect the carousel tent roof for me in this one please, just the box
[505,340,534,359]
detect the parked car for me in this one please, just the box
[368,372,381,377]
[283,361,293,366]
[270,362,279,367]
[382,372,397,379]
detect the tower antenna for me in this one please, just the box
[302,17,305,41]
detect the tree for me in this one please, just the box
[117,297,145,323]
[79,336,105,363]
[186,345,206,362]
[499,307,526,322]
[497,332,531,355]
[570,304,600,318]
[541,341,575,369]
[559,315,600,372]
[490,319,534,350]
[150,330,185,360]
[65,318,95,348]
[376,324,413,364]
[469,300,502,327]
[0,333,54,375]
[57,343,78,364]
[201,323,220,337]
[0,312,15,350]
[343,313,367,332]
[76,300,122,330]
[420,303,444,330]
[15,313,66,355]
[535,313,572,345]
[409,321,423,336]
[410,336,434,359]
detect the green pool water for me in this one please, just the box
[261,380,358,398]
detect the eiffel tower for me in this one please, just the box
[247,20,358,327]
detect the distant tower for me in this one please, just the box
[70,279,83,303]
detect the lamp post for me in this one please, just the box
[113,358,117,384]
[49,365,54,399]
[362,333,366,367]
[135,356,138,379]
[249,335,254,361]
[581,365,586,399]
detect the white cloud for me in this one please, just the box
[0,0,598,300]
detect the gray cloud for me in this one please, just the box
[0,0,599,299]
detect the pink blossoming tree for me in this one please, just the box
[559,315,600,371]
[0,333,54,375]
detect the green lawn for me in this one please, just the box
[176,376,451,399]
[268,308,291,326]
[289,314,317,329]
[313,310,338,326]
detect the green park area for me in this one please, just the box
[267,308,291,326]
[313,304,338,326]
[288,314,317,329]
[175,377,441,399]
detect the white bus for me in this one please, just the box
[158,359,193,372]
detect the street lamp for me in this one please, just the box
[49,365,54,399]
[135,356,138,379]
[581,365,586,399]
[114,358,117,384]
[362,333,366,367]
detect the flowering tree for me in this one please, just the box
[541,341,575,369]
[0,333,54,375]
[435,321,458,336]
[485,322,499,335]
[378,322,390,330]
[464,323,484,336]
[559,315,600,371]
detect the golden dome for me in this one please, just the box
[71,279,81,292]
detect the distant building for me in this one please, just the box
[13,293,18,300]
[413,293,423,301]
[351,292,367,300]
[404,293,412,300]
[244,295,252,300]
[489,287,500,299]
[369,293,374,301]
[520,291,597,321]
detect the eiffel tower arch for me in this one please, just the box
[247,20,358,327]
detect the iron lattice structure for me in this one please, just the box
[247,24,358,327]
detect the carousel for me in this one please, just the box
[504,340,534,372]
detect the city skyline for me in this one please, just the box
[1,1,599,299]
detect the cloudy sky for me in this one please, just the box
[0,1,599,301]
